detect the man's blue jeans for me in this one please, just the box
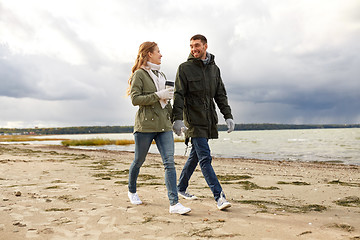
[128,131,178,206]
[177,137,223,201]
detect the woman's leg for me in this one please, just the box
[154,131,178,206]
[128,132,154,193]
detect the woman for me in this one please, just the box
[127,42,191,215]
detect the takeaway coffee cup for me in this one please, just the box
[165,81,174,103]
[165,80,174,89]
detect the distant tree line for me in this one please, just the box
[217,123,360,131]
[0,126,133,135]
[1,124,359,135]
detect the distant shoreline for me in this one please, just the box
[1,123,359,135]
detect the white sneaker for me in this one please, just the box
[178,191,198,200]
[128,191,142,205]
[217,191,231,210]
[169,203,191,215]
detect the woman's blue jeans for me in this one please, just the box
[128,131,178,206]
[177,137,223,201]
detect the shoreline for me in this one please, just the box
[2,127,358,166]
[1,143,360,239]
[2,142,359,167]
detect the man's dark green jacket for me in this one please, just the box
[172,53,233,139]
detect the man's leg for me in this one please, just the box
[191,137,222,201]
[177,143,199,192]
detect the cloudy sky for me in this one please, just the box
[1,0,359,128]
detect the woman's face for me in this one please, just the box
[148,45,162,65]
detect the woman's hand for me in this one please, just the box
[155,88,174,100]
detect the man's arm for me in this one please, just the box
[172,65,188,136]
[214,68,233,120]
[172,65,187,121]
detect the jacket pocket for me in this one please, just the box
[185,103,207,126]
[136,106,154,128]
[144,105,155,121]
[187,76,203,93]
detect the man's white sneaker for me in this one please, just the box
[217,191,231,210]
[178,191,198,200]
[169,203,191,215]
[128,191,142,205]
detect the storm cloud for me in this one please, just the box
[0,0,359,128]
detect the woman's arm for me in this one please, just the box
[130,70,160,106]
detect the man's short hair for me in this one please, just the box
[190,34,207,44]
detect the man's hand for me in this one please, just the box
[225,119,235,133]
[172,120,188,136]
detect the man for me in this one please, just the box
[172,34,235,210]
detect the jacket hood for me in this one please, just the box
[187,52,215,64]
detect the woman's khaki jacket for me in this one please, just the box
[130,69,172,133]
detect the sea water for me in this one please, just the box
[209,128,359,165]
[3,128,359,165]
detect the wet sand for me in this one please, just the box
[0,144,359,240]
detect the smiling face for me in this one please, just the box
[148,45,162,65]
[190,39,207,59]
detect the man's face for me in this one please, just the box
[190,39,207,59]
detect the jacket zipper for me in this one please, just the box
[202,64,212,138]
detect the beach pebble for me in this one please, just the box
[13,222,26,227]
[3,198,9,201]
[39,228,54,234]
[14,191,22,197]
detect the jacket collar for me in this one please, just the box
[187,52,215,65]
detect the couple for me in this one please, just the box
[126,34,235,215]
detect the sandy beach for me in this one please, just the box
[0,143,359,240]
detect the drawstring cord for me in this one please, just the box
[184,137,191,155]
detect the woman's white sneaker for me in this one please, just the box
[169,203,191,215]
[128,191,142,205]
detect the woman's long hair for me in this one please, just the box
[127,41,157,96]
